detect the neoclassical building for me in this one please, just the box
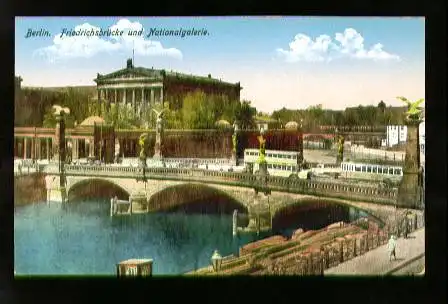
[94,59,242,115]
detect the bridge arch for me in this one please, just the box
[148,183,249,214]
[271,197,383,234]
[68,178,131,202]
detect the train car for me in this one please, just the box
[243,149,312,179]
[340,161,403,183]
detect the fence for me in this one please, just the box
[270,213,425,275]
[61,164,398,205]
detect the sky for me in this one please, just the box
[15,17,425,113]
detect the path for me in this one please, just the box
[325,228,425,275]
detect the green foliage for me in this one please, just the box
[103,103,139,129]
[236,100,256,129]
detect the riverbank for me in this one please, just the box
[187,219,387,275]
[14,173,46,206]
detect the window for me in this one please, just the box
[394,169,401,175]
[372,166,377,173]
[273,154,278,158]
[367,166,372,173]
[355,166,361,172]
[292,155,297,159]
[268,164,272,169]
[287,166,291,171]
[267,154,272,157]
[282,165,286,170]
[382,168,388,174]
[362,166,366,172]
[389,168,394,175]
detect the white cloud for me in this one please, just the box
[277,28,400,63]
[33,19,182,63]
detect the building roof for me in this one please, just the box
[79,116,105,126]
[215,119,231,127]
[95,59,241,88]
[285,121,299,129]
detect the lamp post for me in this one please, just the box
[211,249,223,273]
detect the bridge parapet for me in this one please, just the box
[60,165,398,205]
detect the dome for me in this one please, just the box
[215,119,231,127]
[79,116,105,126]
[285,121,299,129]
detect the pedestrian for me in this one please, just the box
[403,217,409,239]
[387,235,397,261]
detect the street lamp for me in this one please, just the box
[211,249,223,273]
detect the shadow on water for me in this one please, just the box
[272,200,373,238]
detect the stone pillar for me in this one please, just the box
[141,88,145,115]
[72,138,79,160]
[89,138,94,157]
[150,89,154,104]
[24,137,28,159]
[397,119,422,209]
[123,89,126,104]
[30,138,35,160]
[37,138,41,160]
[46,138,50,160]
[132,89,136,110]
[160,87,163,104]
[115,89,117,103]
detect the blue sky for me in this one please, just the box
[15,17,425,112]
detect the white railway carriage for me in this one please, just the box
[244,149,311,178]
[340,162,403,183]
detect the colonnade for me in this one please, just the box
[13,137,95,161]
[98,86,163,115]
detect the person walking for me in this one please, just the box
[403,216,409,239]
[387,235,397,261]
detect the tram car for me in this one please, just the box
[243,149,312,179]
[339,161,403,184]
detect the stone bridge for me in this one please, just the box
[43,164,407,227]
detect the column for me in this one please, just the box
[46,138,50,160]
[73,139,79,160]
[37,138,41,160]
[123,89,127,104]
[150,89,154,104]
[132,89,136,111]
[141,88,145,115]
[115,89,117,103]
[89,138,94,157]
[160,87,163,104]
[24,137,28,159]
[30,138,35,160]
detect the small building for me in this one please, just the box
[254,117,280,131]
[385,125,407,147]
[117,259,153,277]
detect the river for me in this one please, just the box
[14,199,369,275]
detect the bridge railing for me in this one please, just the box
[62,165,398,204]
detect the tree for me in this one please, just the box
[103,103,139,129]
[182,91,215,129]
[236,100,256,130]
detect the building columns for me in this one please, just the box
[115,89,117,103]
[160,87,163,104]
[132,89,136,112]
[123,89,126,104]
[23,137,28,159]
[46,138,50,160]
[37,138,41,160]
[72,139,79,160]
[150,89,154,104]
[89,138,94,157]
